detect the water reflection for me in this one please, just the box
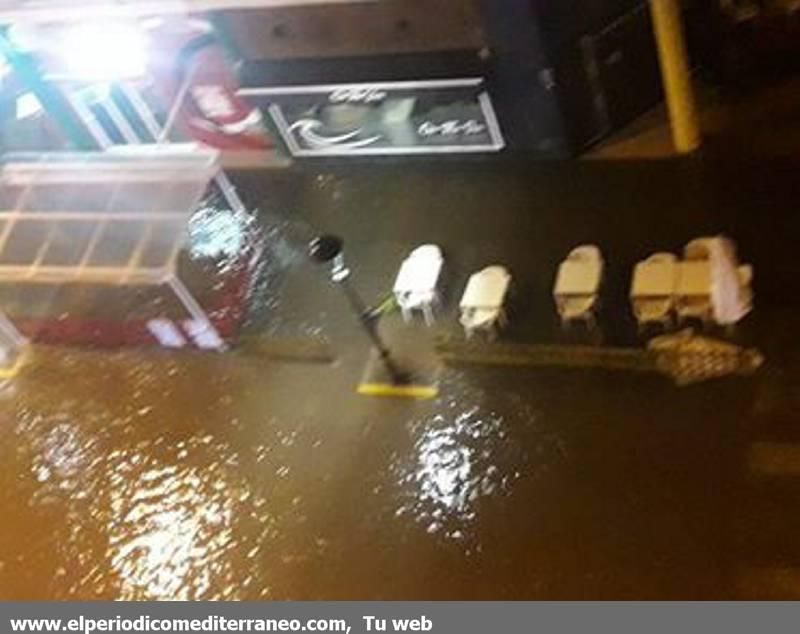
[389,380,561,547]
[31,420,86,486]
[417,416,475,516]
[3,350,279,600]
[189,205,252,261]
[108,459,237,600]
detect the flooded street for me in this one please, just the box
[0,345,761,599]
[1,160,799,599]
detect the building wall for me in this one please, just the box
[218,0,486,61]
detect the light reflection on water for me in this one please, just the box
[0,336,756,599]
[388,378,564,549]
[3,346,568,598]
[107,458,238,600]
[2,351,272,600]
[29,419,87,486]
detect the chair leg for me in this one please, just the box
[423,304,435,327]
[499,309,508,328]
[401,307,411,323]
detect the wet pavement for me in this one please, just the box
[1,157,800,599]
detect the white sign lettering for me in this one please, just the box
[329,87,388,104]
[417,119,486,138]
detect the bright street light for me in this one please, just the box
[60,22,148,81]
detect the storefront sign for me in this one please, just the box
[239,78,505,157]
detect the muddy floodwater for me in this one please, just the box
[1,161,799,599]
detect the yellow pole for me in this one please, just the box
[649,0,701,153]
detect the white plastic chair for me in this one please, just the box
[631,252,678,330]
[708,238,753,325]
[679,237,753,326]
[393,244,444,327]
[676,239,715,324]
[554,244,604,327]
[459,265,512,340]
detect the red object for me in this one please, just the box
[147,18,273,151]
[15,247,257,351]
